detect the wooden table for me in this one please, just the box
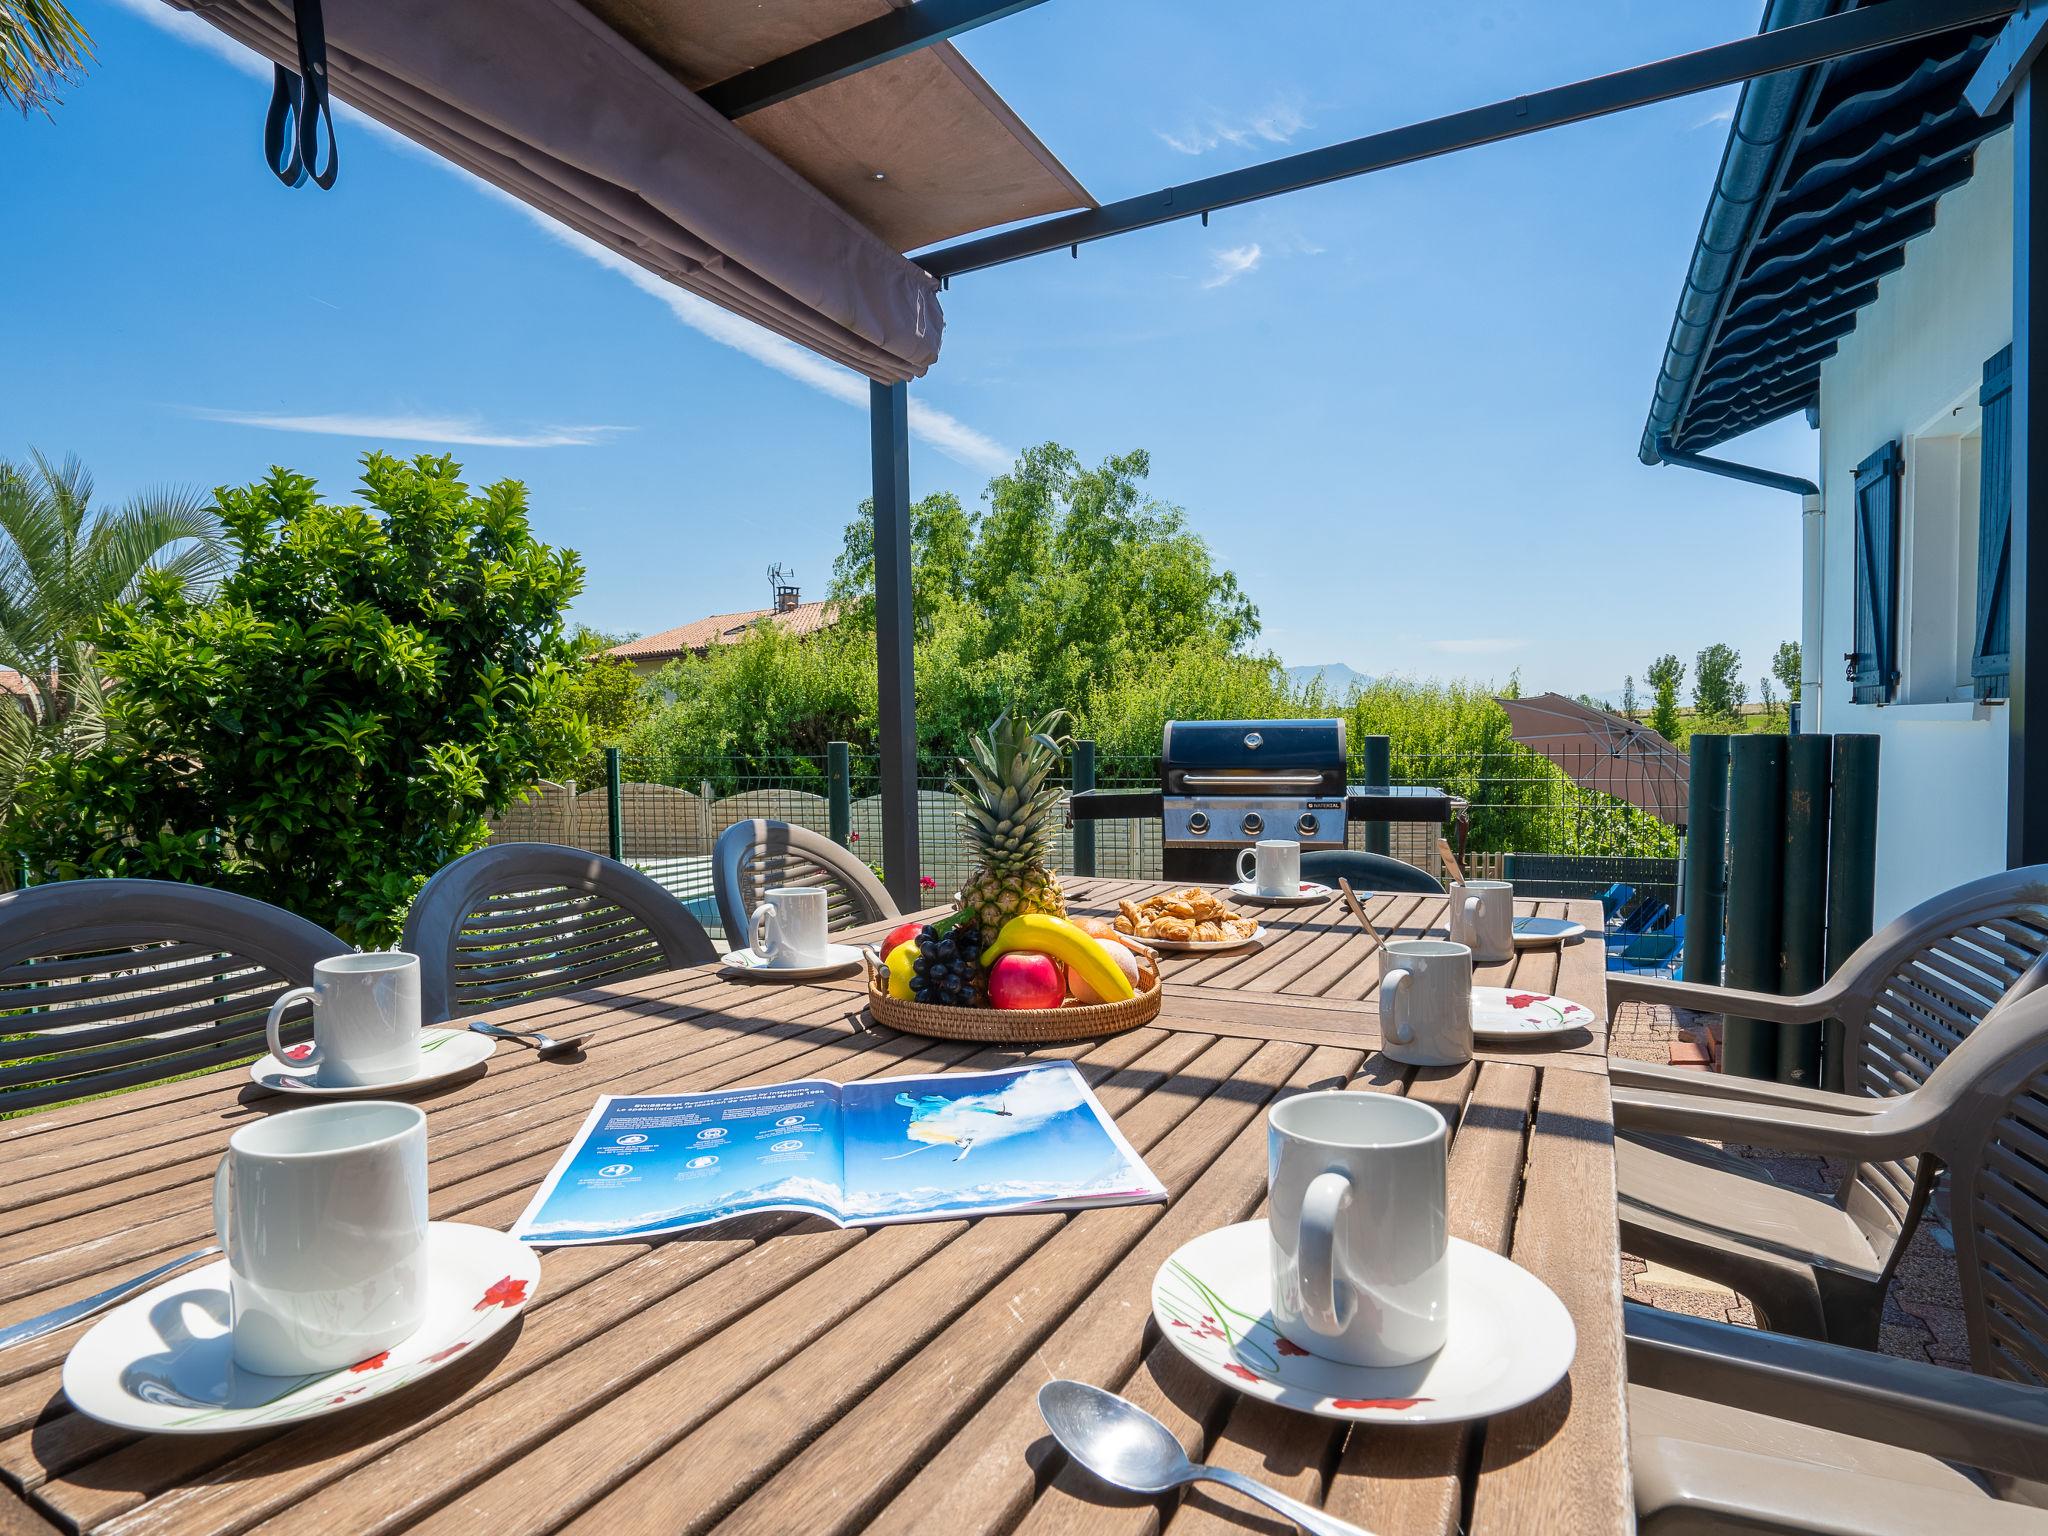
[0,883,1625,1536]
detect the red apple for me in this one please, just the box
[987,951,1065,1010]
[878,921,922,961]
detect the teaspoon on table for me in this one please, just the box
[1037,1379,1373,1536]
[467,1019,586,1057]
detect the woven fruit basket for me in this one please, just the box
[863,953,1163,1044]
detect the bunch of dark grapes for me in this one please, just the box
[911,922,985,1007]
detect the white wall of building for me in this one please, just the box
[1813,127,2012,924]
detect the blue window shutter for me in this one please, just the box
[1974,345,2012,700]
[1850,441,1902,705]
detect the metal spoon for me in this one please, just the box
[1037,1380,1373,1536]
[0,1247,222,1351]
[467,1019,585,1057]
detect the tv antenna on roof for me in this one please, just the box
[768,563,800,614]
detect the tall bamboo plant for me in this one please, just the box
[0,0,94,116]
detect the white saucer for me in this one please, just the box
[62,1222,538,1434]
[1227,881,1336,907]
[720,943,865,981]
[1143,925,1268,954]
[1471,986,1597,1041]
[249,1027,495,1097]
[1152,1220,1574,1425]
[1512,916,1587,947]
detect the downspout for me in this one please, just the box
[1652,434,1820,496]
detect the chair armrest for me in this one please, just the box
[1604,973,1832,1022]
[1608,1059,1887,1114]
[1612,1086,1926,1157]
[1625,1303,2048,1483]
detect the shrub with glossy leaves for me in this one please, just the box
[5,453,589,944]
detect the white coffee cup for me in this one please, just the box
[1448,879,1515,964]
[1236,839,1302,898]
[265,952,423,1087]
[211,1100,429,1375]
[1379,939,1474,1067]
[750,886,830,967]
[1269,1090,1450,1367]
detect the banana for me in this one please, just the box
[886,941,920,1000]
[981,914,1136,1003]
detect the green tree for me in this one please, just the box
[827,490,975,636]
[6,454,588,944]
[1693,642,1746,722]
[1759,672,1779,721]
[1621,675,1639,717]
[1772,639,1802,703]
[1,0,92,115]
[1646,653,1684,742]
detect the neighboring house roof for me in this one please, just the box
[1640,1,2007,461]
[606,599,840,665]
[0,671,34,698]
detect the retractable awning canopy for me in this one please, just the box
[170,0,1093,382]
[1640,0,2008,459]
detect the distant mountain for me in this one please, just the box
[1285,663,1373,697]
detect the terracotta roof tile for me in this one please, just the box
[607,599,840,663]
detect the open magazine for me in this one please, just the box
[511,1061,1166,1246]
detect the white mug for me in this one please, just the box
[265,952,422,1087]
[1379,939,1474,1067]
[1236,839,1301,898]
[1449,879,1515,964]
[212,1100,429,1375]
[750,886,829,967]
[1269,1090,1450,1367]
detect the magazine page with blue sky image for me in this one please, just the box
[511,1063,1162,1246]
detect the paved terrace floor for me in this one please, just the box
[1612,1001,1970,1371]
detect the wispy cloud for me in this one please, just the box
[1691,103,1735,130]
[1202,244,1264,290]
[109,0,1016,474]
[1427,638,1530,655]
[183,409,628,448]
[1160,99,1308,157]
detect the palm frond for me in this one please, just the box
[0,0,95,117]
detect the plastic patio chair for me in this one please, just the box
[1297,850,1446,896]
[401,843,717,1022]
[1609,866,2048,1345]
[712,818,900,945]
[1614,896,1668,937]
[1609,927,1682,976]
[0,878,349,1114]
[1598,881,1636,926]
[1622,980,2048,1532]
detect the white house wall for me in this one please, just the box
[1814,126,2011,925]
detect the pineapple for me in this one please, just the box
[953,709,1071,935]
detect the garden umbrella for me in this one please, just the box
[1495,692,1690,825]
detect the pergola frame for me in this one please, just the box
[856,0,2034,909]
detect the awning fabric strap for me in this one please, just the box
[263,0,336,188]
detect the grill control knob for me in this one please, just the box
[1241,811,1264,837]
[1297,812,1319,838]
[1186,811,1209,835]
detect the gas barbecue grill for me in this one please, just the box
[1069,718,1455,883]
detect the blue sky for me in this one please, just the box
[5,0,1817,698]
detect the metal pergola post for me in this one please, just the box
[2013,60,2048,864]
[870,379,922,912]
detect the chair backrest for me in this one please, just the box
[0,879,350,1114]
[1298,850,1446,896]
[1825,866,2048,1273]
[400,844,717,1022]
[712,819,900,942]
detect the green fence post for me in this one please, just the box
[1072,739,1097,878]
[604,746,624,863]
[1822,733,1882,1080]
[827,741,852,848]
[1723,734,1787,1080]
[1681,734,1730,988]
[1359,734,1391,856]
[1777,733,1833,1087]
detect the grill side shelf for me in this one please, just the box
[1067,790,1163,822]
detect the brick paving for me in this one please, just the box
[1612,1001,1970,1369]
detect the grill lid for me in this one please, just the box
[1161,719,1347,796]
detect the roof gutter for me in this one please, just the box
[1652,434,1820,497]
[1639,0,1838,465]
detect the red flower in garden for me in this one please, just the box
[1223,1363,1260,1383]
[848,831,859,843]
[1331,1397,1429,1411]
[347,1351,389,1373]
[425,1340,472,1364]
[475,1276,529,1311]
[1275,1337,1311,1357]
[1504,994,1543,1010]
[920,875,938,890]
[283,1043,315,1061]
